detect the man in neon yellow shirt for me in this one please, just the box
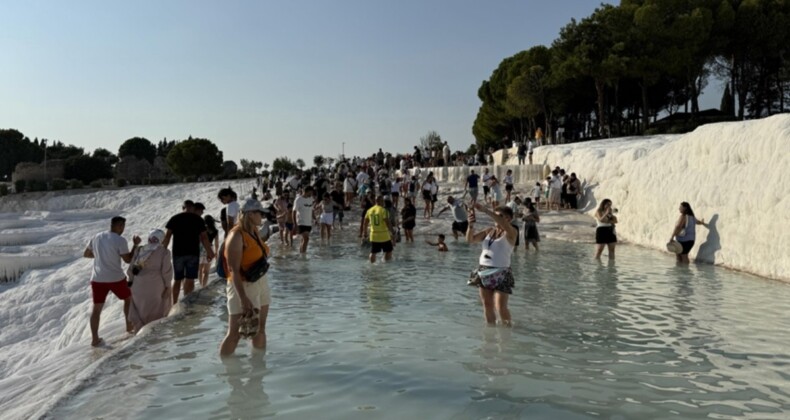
[363,195,395,262]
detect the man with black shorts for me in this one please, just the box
[163,200,214,303]
[84,216,140,346]
[293,186,315,253]
[364,195,395,262]
[465,170,480,205]
[437,196,469,240]
[481,168,492,203]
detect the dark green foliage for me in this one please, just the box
[166,137,223,177]
[64,156,113,184]
[69,179,84,189]
[474,0,790,144]
[51,179,68,190]
[118,137,156,163]
[0,129,44,180]
[14,180,26,193]
[156,139,177,157]
[90,180,103,188]
[115,178,127,187]
[28,180,47,192]
[184,175,198,183]
[0,184,9,196]
[272,157,297,174]
[92,148,119,165]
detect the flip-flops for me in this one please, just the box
[239,309,260,338]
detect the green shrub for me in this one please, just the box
[0,184,8,196]
[14,180,26,193]
[115,178,127,187]
[51,179,68,191]
[69,179,84,189]
[28,180,48,192]
[90,180,103,189]
[184,175,197,183]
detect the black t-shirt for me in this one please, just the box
[165,212,207,257]
[467,174,480,188]
[330,190,344,210]
[400,205,416,221]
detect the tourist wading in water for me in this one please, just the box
[363,195,395,263]
[670,202,707,264]
[127,229,173,332]
[84,216,140,347]
[594,199,618,259]
[220,199,272,356]
[466,203,517,326]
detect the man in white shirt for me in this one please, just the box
[442,142,451,167]
[481,168,492,203]
[527,139,535,165]
[437,196,469,240]
[84,216,140,347]
[293,186,316,253]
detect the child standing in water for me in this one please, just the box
[426,234,448,252]
[319,193,335,240]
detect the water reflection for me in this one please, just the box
[219,354,272,419]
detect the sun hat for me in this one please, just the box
[666,240,682,254]
[241,198,265,213]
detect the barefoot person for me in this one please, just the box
[400,197,417,243]
[363,195,395,263]
[594,199,618,259]
[293,186,315,253]
[163,201,215,303]
[83,216,140,346]
[466,203,517,326]
[436,196,468,240]
[670,201,708,264]
[127,229,173,332]
[220,199,272,357]
[425,234,448,252]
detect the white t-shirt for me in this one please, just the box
[391,181,401,193]
[482,173,491,185]
[87,231,130,283]
[531,185,542,198]
[527,140,534,153]
[293,195,314,226]
[550,175,562,189]
[344,177,356,193]
[356,171,369,185]
[507,201,520,226]
[226,201,240,225]
[504,175,513,185]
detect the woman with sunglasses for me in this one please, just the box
[466,202,518,326]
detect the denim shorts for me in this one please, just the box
[173,255,200,281]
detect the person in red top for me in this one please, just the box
[220,199,272,357]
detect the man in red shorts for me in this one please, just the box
[84,216,140,347]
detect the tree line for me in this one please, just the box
[0,129,226,190]
[472,0,790,150]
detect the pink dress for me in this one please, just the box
[127,247,173,330]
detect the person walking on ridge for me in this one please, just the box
[84,216,140,347]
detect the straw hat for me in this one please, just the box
[666,240,682,254]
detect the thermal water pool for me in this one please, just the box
[47,235,790,419]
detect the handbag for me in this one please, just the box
[468,267,507,290]
[241,231,270,283]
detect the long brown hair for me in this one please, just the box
[596,199,612,216]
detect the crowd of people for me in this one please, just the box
[82,144,708,353]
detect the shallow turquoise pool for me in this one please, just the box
[48,232,790,419]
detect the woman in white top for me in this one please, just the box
[390,178,402,209]
[594,199,618,259]
[421,174,436,219]
[466,202,518,326]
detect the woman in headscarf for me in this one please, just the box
[127,229,173,332]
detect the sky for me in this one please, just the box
[1,0,722,165]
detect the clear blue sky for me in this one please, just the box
[1,0,721,165]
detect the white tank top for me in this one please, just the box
[479,231,513,268]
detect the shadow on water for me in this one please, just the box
[696,213,720,265]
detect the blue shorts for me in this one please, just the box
[173,255,199,281]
